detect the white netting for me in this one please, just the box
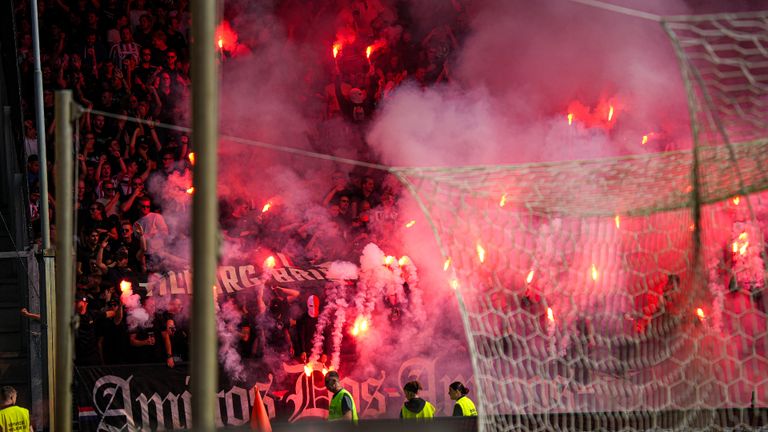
[391,9,768,432]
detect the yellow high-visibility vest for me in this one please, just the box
[455,396,478,416]
[328,388,358,423]
[401,400,435,419]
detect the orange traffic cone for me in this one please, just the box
[250,385,272,432]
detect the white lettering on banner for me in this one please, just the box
[225,386,250,426]
[219,266,241,293]
[87,357,470,430]
[93,375,136,431]
[142,265,332,297]
[135,391,183,430]
[240,265,257,288]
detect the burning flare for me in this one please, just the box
[383,256,395,266]
[608,105,614,121]
[590,264,599,281]
[332,42,342,59]
[615,214,620,229]
[398,256,409,266]
[405,220,416,228]
[443,257,451,271]
[547,307,555,323]
[186,186,194,195]
[641,135,649,145]
[476,243,486,263]
[264,256,276,268]
[365,45,373,59]
[304,364,312,377]
[499,194,508,207]
[732,196,741,205]
[350,316,369,337]
[120,280,132,293]
[732,232,749,256]
[262,202,272,213]
[188,152,195,165]
[217,37,223,49]
[696,307,706,321]
[567,113,574,126]
[526,270,535,284]
[450,278,459,290]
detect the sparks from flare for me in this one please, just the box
[476,243,486,263]
[405,220,416,228]
[526,270,535,284]
[262,202,272,213]
[590,264,599,281]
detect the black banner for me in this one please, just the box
[75,357,473,431]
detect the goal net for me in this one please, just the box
[392,9,768,432]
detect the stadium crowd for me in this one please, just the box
[14,0,468,367]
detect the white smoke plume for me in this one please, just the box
[120,281,152,331]
[217,299,246,381]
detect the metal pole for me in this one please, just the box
[190,0,219,427]
[54,90,74,432]
[29,1,57,428]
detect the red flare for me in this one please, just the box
[303,364,312,377]
[188,152,195,166]
[264,256,276,268]
[186,186,194,195]
[547,307,554,323]
[215,21,238,52]
[332,42,342,59]
[696,307,705,320]
[405,220,416,228]
[262,202,272,213]
[526,270,535,284]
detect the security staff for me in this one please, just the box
[0,386,32,431]
[400,380,435,419]
[325,371,358,422]
[449,381,477,417]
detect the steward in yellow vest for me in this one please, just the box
[0,386,32,431]
[325,371,358,423]
[449,381,478,417]
[399,381,435,419]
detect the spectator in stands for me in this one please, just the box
[111,26,141,66]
